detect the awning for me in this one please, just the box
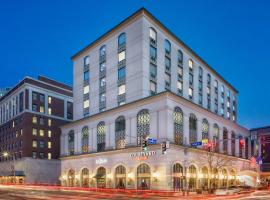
[0,171,25,177]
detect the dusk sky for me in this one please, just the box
[0,0,269,129]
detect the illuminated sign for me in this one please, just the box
[95,158,108,165]
[130,151,156,160]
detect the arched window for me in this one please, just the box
[229,169,236,186]
[223,128,228,154]
[84,56,90,66]
[188,165,197,191]
[115,165,126,189]
[202,119,209,140]
[68,169,75,187]
[213,124,219,152]
[81,168,89,187]
[178,50,183,63]
[118,33,126,46]
[201,167,208,189]
[173,163,183,174]
[221,169,228,187]
[189,114,197,145]
[164,39,171,54]
[173,107,183,145]
[137,164,150,174]
[96,167,106,188]
[81,126,89,153]
[137,109,150,146]
[115,116,125,149]
[231,131,236,156]
[99,45,106,57]
[97,122,105,152]
[68,130,74,155]
[116,165,126,174]
[149,27,157,42]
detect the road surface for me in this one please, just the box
[0,185,269,200]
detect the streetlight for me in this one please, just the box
[1,152,16,184]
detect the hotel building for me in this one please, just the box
[60,8,258,190]
[0,76,73,184]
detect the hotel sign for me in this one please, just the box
[130,151,156,160]
[95,158,108,165]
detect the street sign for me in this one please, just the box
[147,138,157,145]
[191,141,202,147]
[256,156,263,165]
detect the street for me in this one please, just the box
[0,185,269,200]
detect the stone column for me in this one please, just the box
[60,134,65,156]
[77,129,82,154]
[166,109,174,143]
[130,116,137,146]
[235,138,240,157]
[158,109,167,143]
[89,128,93,152]
[183,114,189,145]
[149,111,158,140]
[105,124,110,150]
[228,130,232,155]
[125,118,131,146]
[92,127,97,152]
[109,122,115,150]
[219,129,223,153]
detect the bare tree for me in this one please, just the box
[198,149,233,193]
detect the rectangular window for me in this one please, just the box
[48,153,51,160]
[48,96,52,104]
[39,106,44,113]
[100,93,106,102]
[83,85,89,94]
[165,57,171,69]
[189,73,193,85]
[118,67,126,79]
[100,62,106,72]
[19,92,24,112]
[177,81,183,91]
[227,111,230,118]
[39,129,44,137]
[39,140,45,148]
[32,92,38,101]
[118,51,125,62]
[84,70,89,81]
[83,100,89,108]
[39,117,44,125]
[118,84,126,95]
[39,94,45,102]
[178,67,183,76]
[32,140,37,148]
[32,104,37,112]
[207,87,210,95]
[32,128,37,136]
[227,101,230,107]
[150,28,156,40]
[32,116,37,124]
[150,81,157,94]
[48,141,52,149]
[199,81,203,91]
[32,152,37,159]
[100,78,106,87]
[150,64,157,78]
[48,108,52,115]
[150,46,157,61]
[48,119,52,126]
[199,94,203,104]
[165,73,171,83]
[48,130,52,138]
[39,152,45,159]
[189,88,193,98]
[189,59,193,69]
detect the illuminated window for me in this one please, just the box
[137,109,150,146]
[202,119,209,140]
[189,88,193,98]
[39,129,44,137]
[118,84,125,95]
[149,28,156,41]
[97,122,106,152]
[12,121,15,128]
[48,96,52,104]
[32,140,37,148]
[39,106,44,113]
[118,33,126,46]
[118,51,125,62]
[213,124,219,152]
[227,101,230,107]
[100,45,106,57]
[177,81,183,91]
[84,56,90,66]
[83,100,89,108]
[32,116,37,124]
[189,59,193,70]
[48,153,52,160]
[189,114,197,144]
[48,119,52,127]
[32,128,37,136]
[207,87,210,94]
[150,81,156,94]
[48,141,52,149]
[100,62,106,72]
[100,93,106,102]
[48,130,52,138]
[81,126,89,153]
[100,78,106,87]
[48,108,52,115]
[68,130,75,155]
[83,85,89,94]
[115,116,126,149]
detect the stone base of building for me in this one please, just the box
[0,157,60,185]
[60,144,258,190]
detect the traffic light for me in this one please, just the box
[161,142,167,154]
[142,139,148,151]
[240,139,245,149]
